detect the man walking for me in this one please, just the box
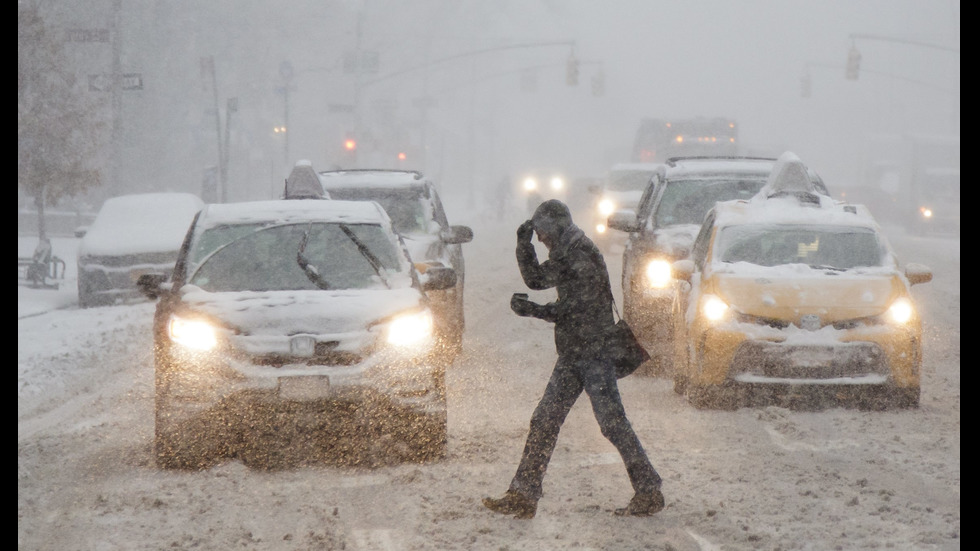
[483,199,664,519]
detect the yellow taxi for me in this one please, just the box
[670,152,932,410]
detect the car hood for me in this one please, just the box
[708,268,906,322]
[177,286,425,337]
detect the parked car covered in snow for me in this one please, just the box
[76,192,204,308]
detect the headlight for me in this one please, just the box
[645,259,673,289]
[598,198,616,216]
[702,294,730,322]
[387,309,434,346]
[169,315,218,351]
[885,297,914,324]
[919,206,933,219]
[550,177,564,191]
[523,177,538,192]
[595,223,607,234]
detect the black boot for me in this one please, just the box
[483,490,538,519]
[614,489,665,516]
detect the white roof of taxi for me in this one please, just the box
[198,199,392,228]
[319,170,425,189]
[712,152,876,229]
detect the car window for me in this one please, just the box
[188,222,404,292]
[607,170,654,191]
[654,179,765,227]
[716,224,884,269]
[325,188,430,234]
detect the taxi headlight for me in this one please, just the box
[702,294,730,322]
[387,309,434,346]
[550,177,564,191]
[598,198,616,216]
[169,315,218,351]
[523,177,538,192]
[919,206,933,219]
[885,297,914,324]
[645,259,673,289]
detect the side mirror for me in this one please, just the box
[74,226,89,238]
[441,225,474,244]
[136,273,168,299]
[905,263,933,286]
[420,265,457,291]
[607,210,640,233]
[672,259,695,282]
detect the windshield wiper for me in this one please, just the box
[296,223,332,289]
[339,223,391,288]
[808,264,847,272]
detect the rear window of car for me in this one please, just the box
[324,188,430,235]
[654,179,765,226]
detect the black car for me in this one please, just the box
[318,169,473,361]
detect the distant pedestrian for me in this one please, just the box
[482,199,664,519]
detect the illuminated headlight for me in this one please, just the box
[885,297,914,324]
[597,198,616,216]
[919,206,933,219]
[523,177,538,192]
[645,259,673,289]
[595,223,607,234]
[387,309,434,346]
[169,315,219,351]
[701,295,730,322]
[550,177,564,191]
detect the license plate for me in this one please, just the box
[290,335,316,356]
[279,375,331,400]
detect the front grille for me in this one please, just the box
[730,341,888,380]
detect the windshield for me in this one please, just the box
[186,222,404,292]
[607,170,655,192]
[325,188,429,234]
[654,179,765,226]
[716,224,884,269]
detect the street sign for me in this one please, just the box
[344,51,380,74]
[121,73,143,90]
[67,28,109,43]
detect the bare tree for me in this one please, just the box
[19,3,106,238]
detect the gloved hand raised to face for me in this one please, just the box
[510,293,537,317]
[516,220,535,244]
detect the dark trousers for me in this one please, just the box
[508,354,661,500]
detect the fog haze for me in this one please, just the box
[28,0,959,210]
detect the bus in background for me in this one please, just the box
[631,117,738,163]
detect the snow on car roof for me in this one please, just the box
[80,192,204,256]
[318,170,426,189]
[666,158,776,177]
[197,199,392,229]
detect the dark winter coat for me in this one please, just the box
[516,223,616,359]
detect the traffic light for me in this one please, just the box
[344,137,357,151]
[846,45,861,80]
[566,54,579,86]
